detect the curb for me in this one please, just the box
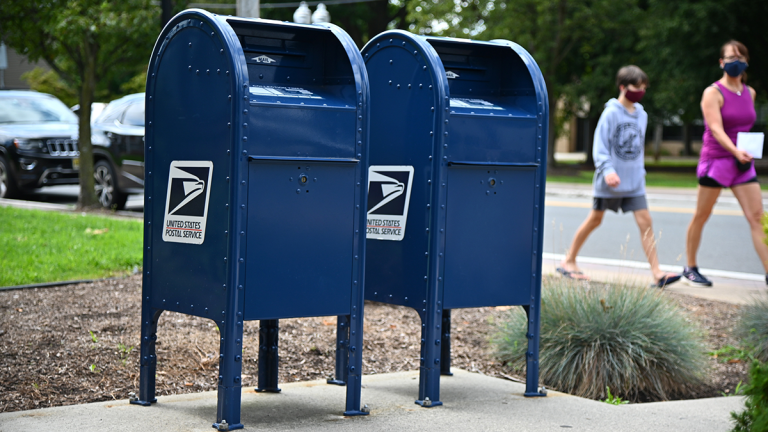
[0,273,139,292]
[0,198,143,219]
[0,279,98,292]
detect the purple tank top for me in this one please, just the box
[701,81,756,160]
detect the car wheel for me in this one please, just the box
[94,160,127,210]
[0,155,21,199]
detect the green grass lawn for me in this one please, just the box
[554,158,700,168]
[0,207,143,287]
[547,170,768,190]
[644,159,700,168]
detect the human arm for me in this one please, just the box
[593,111,621,188]
[701,86,752,164]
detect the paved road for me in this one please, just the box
[544,187,765,275]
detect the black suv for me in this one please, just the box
[91,93,145,209]
[0,90,80,198]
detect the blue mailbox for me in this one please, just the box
[357,31,548,406]
[134,9,370,430]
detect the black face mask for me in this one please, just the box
[723,60,748,77]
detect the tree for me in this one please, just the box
[20,68,79,107]
[0,0,158,208]
[557,2,646,166]
[407,0,644,167]
[639,0,768,155]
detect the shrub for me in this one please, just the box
[737,293,768,363]
[492,278,706,401]
[731,361,768,432]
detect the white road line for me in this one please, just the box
[543,252,764,282]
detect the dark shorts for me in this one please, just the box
[698,175,758,188]
[593,195,648,213]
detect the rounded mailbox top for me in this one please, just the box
[361,30,549,167]
[146,8,369,158]
[361,30,547,121]
[148,9,368,110]
[362,30,451,110]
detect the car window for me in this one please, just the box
[95,102,115,123]
[96,101,124,124]
[121,102,145,127]
[0,95,78,124]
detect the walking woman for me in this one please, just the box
[684,40,768,286]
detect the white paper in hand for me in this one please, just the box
[737,132,764,159]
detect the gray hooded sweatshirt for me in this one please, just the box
[593,98,647,198]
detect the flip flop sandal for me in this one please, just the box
[652,274,682,288]
[557,267,588,280]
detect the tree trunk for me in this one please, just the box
[161,0,174,27]
[584,116,597,168]
[78,44,98,209]
[334,2,406,48]
[683,122,692,156]
[653,122,663,162]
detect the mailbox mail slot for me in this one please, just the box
[359,31,548,407]
[136,9,370,430]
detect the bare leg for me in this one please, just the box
[731,182,768,273]
[561,210,605,277]
[686,186,721,267]
[634,209,676,281]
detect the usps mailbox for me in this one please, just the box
[134,9,370,430]
[357,31,548,406]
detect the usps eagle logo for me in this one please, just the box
[162,161,213,244]
[366,166,414,241]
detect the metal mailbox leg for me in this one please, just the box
[255,319,281,393]
[132,308,163,406]
[416,309,444,408]
[343,306,367,416]
[522,305,546,397]
[214,321,245,431]
[327,315,350,386]
[440,309,453,376]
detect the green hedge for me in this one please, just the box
[732,361,768,432]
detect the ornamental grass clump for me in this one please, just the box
[492,278,706,402]
[737,293,768,363]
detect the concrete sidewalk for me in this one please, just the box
[543,254,767,305]
[0,370,745,432]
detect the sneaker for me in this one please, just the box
[683,266,713,287]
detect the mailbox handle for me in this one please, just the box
[248,155,360,164]
[447,161,539,168]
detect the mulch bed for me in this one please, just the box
[0,274,748,413]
